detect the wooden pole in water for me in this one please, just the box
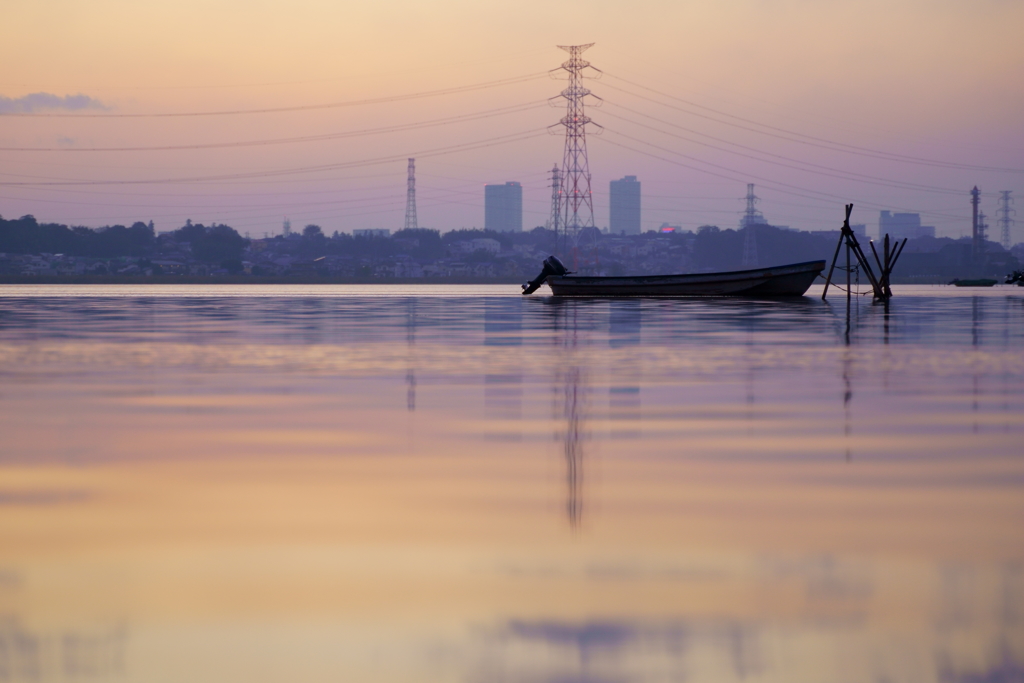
[869,239,885,280]
[846,233,884,298]
[822,204,854,301]
[882,234,892,298]
[846,233,852,304]
[880,235,888,278]
[824,204,891,301]
[822,233,844,300]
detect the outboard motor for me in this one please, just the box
[522,256,569,295]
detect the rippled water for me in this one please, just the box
[0,284,1022,683]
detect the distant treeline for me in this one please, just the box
[0,214,247,261]
[0,214,159,257]
[0,215,491,262]
[284,226,537,261]
[2,213,1017,281]
[0,215,546,263]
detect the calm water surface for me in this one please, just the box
[1,284,1022,683]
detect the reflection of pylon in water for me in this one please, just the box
[406,300,416,412]
[553,302,584,531]
[564,366,582,529]
[553,44,602,272]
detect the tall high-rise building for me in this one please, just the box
[610,176,641,235]
[484,182,523,232]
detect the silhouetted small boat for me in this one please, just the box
[950,278,998,287]
[523,257,826,297]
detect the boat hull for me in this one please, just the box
[545,260,826,297]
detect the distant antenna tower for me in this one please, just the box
[740,183,763,267]
[404,158,418,230]
[971,186,981,262]
[546,164,562,232]
[554,44,602,263]
[997,190,1015,250]
[282,218,291,237]
[978,211,989,246]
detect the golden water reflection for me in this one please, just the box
[0,287,1022,682]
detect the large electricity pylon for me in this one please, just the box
[404,158,418,230]
[997,190,1015,250]
[554,44,601,264]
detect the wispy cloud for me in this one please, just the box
[0,93,108,114]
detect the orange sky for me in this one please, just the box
[2,0,1023,237]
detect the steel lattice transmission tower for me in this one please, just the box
[971,186,981,263]
[546,164,562,233]
[740,183,763,267]
[997,190,1015,250]
[554,44,601,261]
[404,158,418,231]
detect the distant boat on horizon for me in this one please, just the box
[950,278,999,287]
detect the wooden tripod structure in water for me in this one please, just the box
[822,204,907,302]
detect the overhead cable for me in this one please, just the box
[0,101,547,152]
[602,74,1024,175]
[0,72,548,118]
[0,129,548,186]
[600,106,967,195]
[596,131,968,222]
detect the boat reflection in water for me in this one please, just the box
[0,285,1022,683]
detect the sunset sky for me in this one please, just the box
[2,0,1022,238]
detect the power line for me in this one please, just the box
[0,172,402,198]
[601,127,870,204]
[601,73,1024,175]
[0,101,546,152]
[0,181,505,226]
[0,128,548,186]
[0,72,548,118]
[2,175,502,210]
[595,131,969,222]
[599,106,968,195]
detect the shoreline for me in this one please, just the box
[0,275,526,285]
[0,275,996,286]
